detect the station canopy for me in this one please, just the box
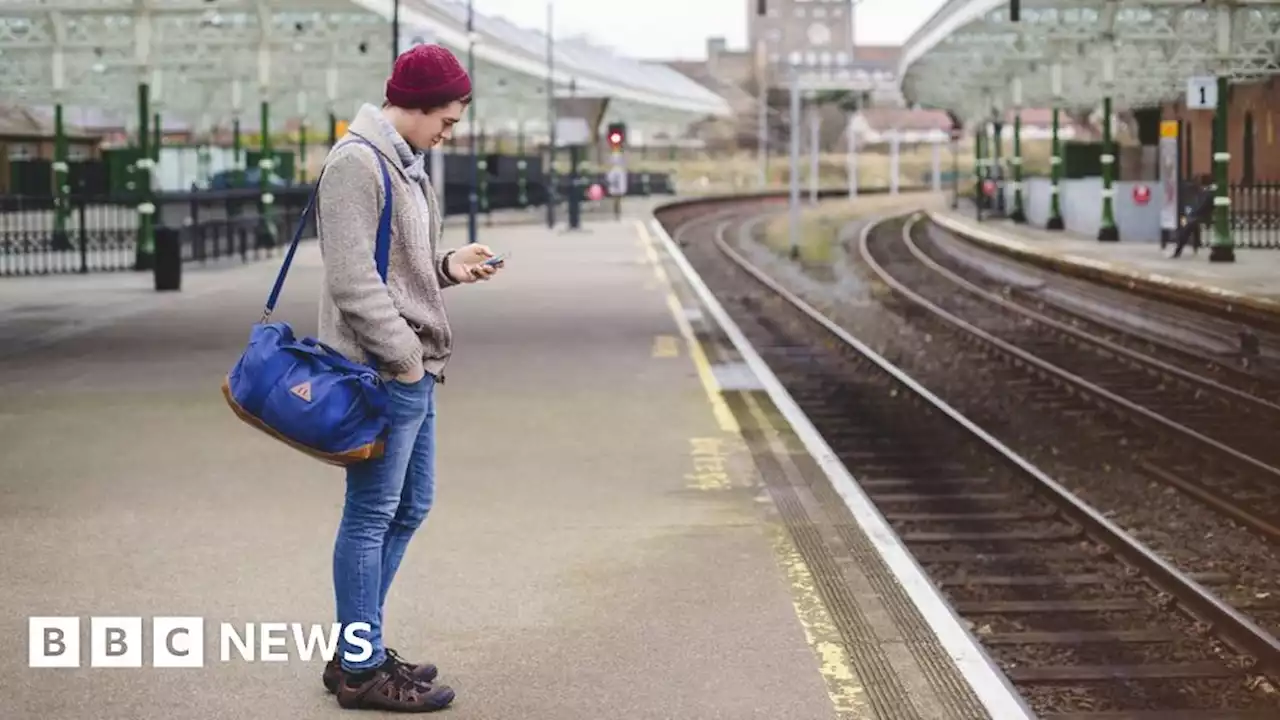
[0,0,732,138]
[896,0,1280,121]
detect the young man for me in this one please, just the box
[1168,174,1214,258]
[313,44,499,712]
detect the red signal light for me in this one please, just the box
[609,131,622,146]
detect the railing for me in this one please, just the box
[1229,181,1280,249]
[0,172,674,277]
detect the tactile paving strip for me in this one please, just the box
[738,401,993,720]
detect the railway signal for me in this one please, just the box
[606,122,626,150]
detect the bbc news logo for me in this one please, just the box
[28,617,372,668]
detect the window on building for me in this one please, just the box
[7,143,36,160]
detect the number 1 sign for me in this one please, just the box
[1186,76,1218,110]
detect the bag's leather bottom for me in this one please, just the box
[221,376,385,467]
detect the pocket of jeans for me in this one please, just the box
[388,374,428,390]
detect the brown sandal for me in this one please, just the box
[336,666,455,712]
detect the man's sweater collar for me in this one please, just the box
[365,103,427,184]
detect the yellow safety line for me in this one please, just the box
[740,391,872,718]
[636,218,868,717]
[636,220,739,434]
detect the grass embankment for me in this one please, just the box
[759,191,950,264]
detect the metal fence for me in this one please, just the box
[1229,181,1280,249]
[0,172,674,277]
[0,188,313,276]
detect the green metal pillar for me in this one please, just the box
[477,130,490,222]
[1210,76,1234,262]
[516,123,528,207]
[1047,107,1064,229]
[1098,96,1119,241]
[974,123,986,217]
[259,100,276,246]
[197,144,211,187]
[233,118,243,188]
[135,81,154,270]
[52,103,70,247]
[329,112,338,147]
[991,119,1004,214]
[1010,110,1026,222]
[298,121,307,184]
[153,112,161,162]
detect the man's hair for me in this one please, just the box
[382,95,472,114]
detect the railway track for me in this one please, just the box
[916,225,1280,392]
[857,216,1280,548]
[656,199,1280,719]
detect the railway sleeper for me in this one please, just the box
[1040,710,1280,720]
[982,629,1181,645]
[880,507,1049,517]
[955,599,1150,613]
[937,573,1116,587]
[1008,661,1243,682]
[902,528,1082,543]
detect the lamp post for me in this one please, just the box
[392,0,400,65]
[467,0,478,244]
[787,63,800,260]
[545,0,556,229]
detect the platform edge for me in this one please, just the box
[927,210,1280,327]
[646,210,1036,720]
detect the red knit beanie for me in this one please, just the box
[385,44,472,111]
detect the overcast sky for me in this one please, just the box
[469,0,946,59]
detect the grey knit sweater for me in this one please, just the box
[314,103,458,380]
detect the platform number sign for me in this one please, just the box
[1186,76,1217,110]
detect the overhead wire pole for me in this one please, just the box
[545,0,557,229]
[788,68,800,260]
[392,0,399,64]
[467,0,478,244]
[755,0,768,188]
[757,40,768,188]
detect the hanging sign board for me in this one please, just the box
[1158,121,1179,230]
[554,118,590,148]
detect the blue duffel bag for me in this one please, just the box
[222,137,397,466]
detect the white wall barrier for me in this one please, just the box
[1000,176,1162,242]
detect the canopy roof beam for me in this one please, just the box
[898,0,1280,118]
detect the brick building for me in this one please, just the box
[1161,76,1280,183]
[660,0,909,151]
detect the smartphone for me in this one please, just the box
[483,252,508,267]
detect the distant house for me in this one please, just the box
[662,36,916,152]
[0,106,106,194]
[0,105,103,162]
[848,106,1087,148]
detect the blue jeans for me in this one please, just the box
[333,373,437,671]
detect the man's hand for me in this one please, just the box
[446,244,502,284]
[394,364,426,385]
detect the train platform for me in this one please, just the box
[1,197,1028,719]
[929,209,1280,325]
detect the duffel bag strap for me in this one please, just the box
[260,136,394,323]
